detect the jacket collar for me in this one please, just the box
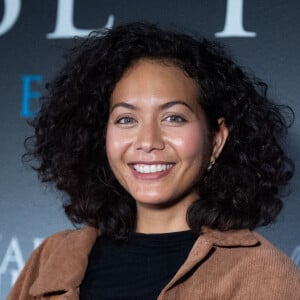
[30,226,259,297]
[200,226,259,247]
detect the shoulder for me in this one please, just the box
[219,230,300,297]
[7,226,98,300]
[239,232,300,298]
[38,226,98,254]
[207,228,299,273]
[27,226,98,265]
[249,231,300,276]
[198,228,300,298]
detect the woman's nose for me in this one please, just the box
[135,122,165,153]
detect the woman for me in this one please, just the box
[8,22,300,299]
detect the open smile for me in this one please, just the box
[129,163,175,180]
[132,163,174,174]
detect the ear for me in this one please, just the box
[210,118,228,162]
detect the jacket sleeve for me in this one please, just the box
[6,241,46,300]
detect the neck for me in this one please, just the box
[135,198,194,234]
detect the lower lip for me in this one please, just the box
[130,166,174,180]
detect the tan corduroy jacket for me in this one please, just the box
[7,226,300,300]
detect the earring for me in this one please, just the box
[207,161,215,172]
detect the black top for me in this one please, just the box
[80,230,198,300]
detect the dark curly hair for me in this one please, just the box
[25,22,294,240]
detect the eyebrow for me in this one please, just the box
[110,102,136,112]
[110,100,194,113]
[160,100,194,112]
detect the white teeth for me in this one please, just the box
[133,164,173,173]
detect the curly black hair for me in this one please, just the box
[25,22,294,239]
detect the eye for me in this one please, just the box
[164,115,187,123]
[115,116,137,125]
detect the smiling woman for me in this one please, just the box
[8,22,300,299]
[106,59,227,233]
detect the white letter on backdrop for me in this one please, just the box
[32,238,44,250]
[0,238,24,286]
[215,0,256,37]
[0,0,21,36]
[47,0,114,39]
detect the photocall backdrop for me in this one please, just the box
[0,0,299,298]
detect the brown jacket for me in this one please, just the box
[7,226,300,300]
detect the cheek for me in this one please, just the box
[105,126,119,166]
[174,126,209,162]
[106,125,131,167]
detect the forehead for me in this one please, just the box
[110,59,200,109]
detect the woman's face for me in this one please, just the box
[106,59,223,209]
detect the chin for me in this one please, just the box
[134,194,184,209]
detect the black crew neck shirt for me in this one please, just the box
[80,230,198,300]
